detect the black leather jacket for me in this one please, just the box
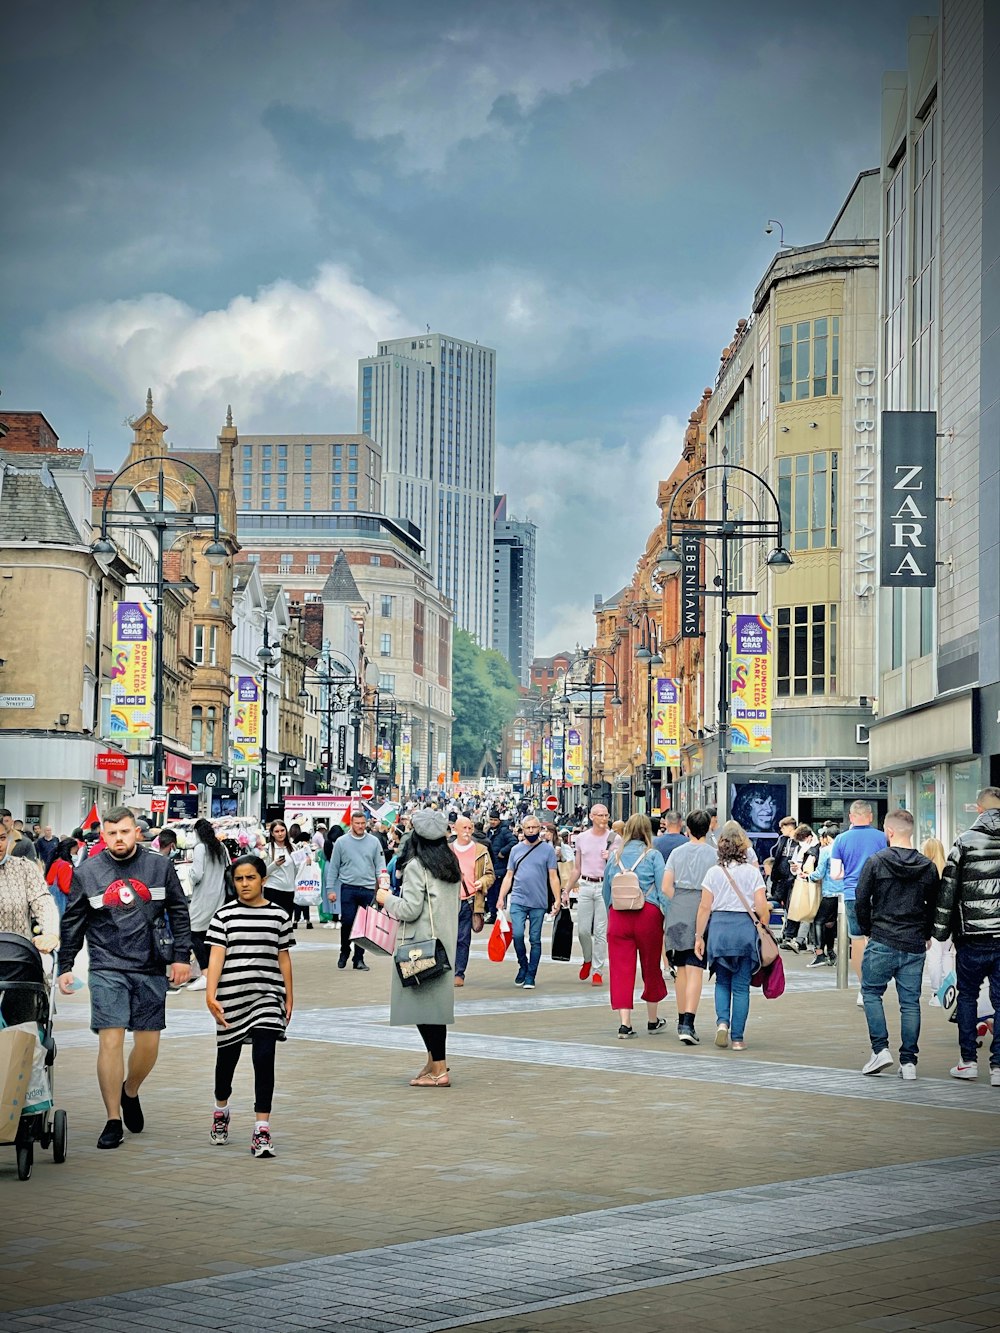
[934,809,1000,942]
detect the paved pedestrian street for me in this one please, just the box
[2,932,999,1332]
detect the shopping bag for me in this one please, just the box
[551,907,574,961]
[294,860,323,907]
[750,954,786,998]
[488,910,513,962]
[349,903,399,957]
[0,1027,37,1142]
[787,876,820,922]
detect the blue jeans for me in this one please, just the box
[714,955,754,1041]
[955,939,1000,1066]
[454,899,473,978]
[861,939,924,1064]
[510,904,545,982]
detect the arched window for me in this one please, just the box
[191,705,203,752]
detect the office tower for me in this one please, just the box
[235,434,381,513]
[492,494,536,688]
[359,332,496,644]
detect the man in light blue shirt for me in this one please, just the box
[831,800,887,990]
[497,814,560,990]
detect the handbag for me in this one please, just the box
[488,910,513,962]
[787,875,820,923]
[350,903,399,956]
[721,866,780,969]
[152,913,174,966]
[610,849,650,911]
[393,885,451,987]
[551,906,574,961]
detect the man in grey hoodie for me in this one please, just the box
[855,808,939,1080]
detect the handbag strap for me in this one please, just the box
[721,864,765,928]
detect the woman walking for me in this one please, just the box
[263,819,297,916]
[188,819,231,992]
[694,820,769,1050]
[602,813,669,1040]
[374,809,460,1087]
[44,837,79,922]
[663,810,717,1045]
[922,836,952,1004]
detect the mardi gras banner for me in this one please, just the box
[552,732,565,776]
[231,676,261,765]
[566,727,584,784]
[400,729,411,781]
[520,736,533,775]
[652,676,681,765]
[109,601,155,737]
[731,614,772,752]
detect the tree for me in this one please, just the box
[451,629,521,774]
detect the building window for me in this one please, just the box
[776,605,838,696]
[777,452,839,550]
[191,705,203,750]
[378,673,395,693]
[778,318,840,402]
[206,706,216,753]
[208,626,218,666]
[280,552,293,569]
[247,552,260,563]
[720,389,745,466]
[911,107,937,410]
[370,555,381,566]
[193,625,205,664]
[380,633,392,657]
[307,553,321,569]
[380,595,393,618]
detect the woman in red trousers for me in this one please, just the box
[602,814,670,1039]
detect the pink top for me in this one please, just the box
[453,840,478,899]
[575,828,612,880]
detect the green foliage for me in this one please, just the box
[452,629,521,774]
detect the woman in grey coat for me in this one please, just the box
[375,808,460,1087]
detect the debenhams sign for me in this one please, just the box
[879,411,937,588]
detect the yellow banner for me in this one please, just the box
[400,730,411,784]
[231,676,260,765]
[109,601,155,738]
[566,727,584,783]
[731,614,773,752]
[652,676,680,765]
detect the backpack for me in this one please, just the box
[610,849,650,911]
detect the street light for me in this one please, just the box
[657,463,792,816]
[561,651,622,808]
[300,648,357,790]
[256,628,280,824]
[633,613,664,813]
[93,454,228,791]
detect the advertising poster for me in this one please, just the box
[231,676,261,765]
[109,601,155,737]
[552,732,564,778]
[520,736,533,775]
[652,676,680,765]
[731,614,772,753]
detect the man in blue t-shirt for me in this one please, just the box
[831,799,888,990]
[654,809,688,862]
[497,814,560,990]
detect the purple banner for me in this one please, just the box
[116,602,149,642]
[237,676,258,702]
[656,677,678,706]
[735,615,768,656]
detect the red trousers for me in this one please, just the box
[608,900,668,1010]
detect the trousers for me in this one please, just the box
[607,901,667,1012]
[417,1023,447,1062]
[214,1030,279,1114]
[861,939,924,1065]
[576,882,608,971]
[454,899,473,977]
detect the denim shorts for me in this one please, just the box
[89,970,168,1033]
[843,898,863,939]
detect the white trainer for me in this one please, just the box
[861,1048,894,1076]
[950,1061,978,1081]
[186,975,208,992]
[991,1067,1000,1087]
[899,1064,917,1081]
[857,992,865,1007]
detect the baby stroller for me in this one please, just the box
[0,933,68,1181]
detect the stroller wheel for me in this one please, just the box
[16,1142,33,1181]
[52,1109,68,1164]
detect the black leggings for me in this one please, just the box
[417,1023,447,1062]
[214,1031,279,1114]
[292,904,312,924]
[814,897,838,953]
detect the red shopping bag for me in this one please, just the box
[487,909,513,962]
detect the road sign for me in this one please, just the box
[359,782,374,802]
[151,798,167,814]
[544,794,559,812]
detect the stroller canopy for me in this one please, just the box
[0,933,46,986]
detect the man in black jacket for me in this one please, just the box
[856,808,938,1080]
[934,785,1000,1084]
[58,806,191,1150]
[484,812,516,921]
[768,817,798,910]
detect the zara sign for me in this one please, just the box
[879,411,937,588]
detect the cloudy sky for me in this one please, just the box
[2,0,920,651]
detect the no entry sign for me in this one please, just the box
[359,783,374,802]
[544,794,559,812]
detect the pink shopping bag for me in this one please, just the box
[349,904,399,957]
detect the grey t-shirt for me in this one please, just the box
[666,841,718,890]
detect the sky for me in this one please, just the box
[1,0,922,653]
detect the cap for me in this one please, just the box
[411,809,449,840]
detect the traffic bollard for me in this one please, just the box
[836,894,850,990]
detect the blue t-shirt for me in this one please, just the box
[831,826,887,898]
[654,832,687,862]
[508,840,558,910]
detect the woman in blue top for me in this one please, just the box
[602,813,669,1039]
[805,827,839,967]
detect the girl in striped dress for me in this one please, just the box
[205,855,294,1158]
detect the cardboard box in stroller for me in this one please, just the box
[0,1028,35,1144]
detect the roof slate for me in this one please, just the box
[321,549,364,603]
[0,466,83,545]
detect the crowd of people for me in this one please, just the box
[1,785,998,1161]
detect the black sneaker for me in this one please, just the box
[647,1018,667,1033]
[806,953,827,968]
[826,953,837,966]
[618,1024,637,1039]
[353,959,371,972]
[97,1119,124,1150]
[678,1023,699,1045]
[120,1083,144,1134]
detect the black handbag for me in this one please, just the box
[551,906,574,961]
[152,912,174,965]
[394,886,451,987]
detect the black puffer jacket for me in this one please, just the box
[934,809,1000,942]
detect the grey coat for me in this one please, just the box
[379,858,460,1027]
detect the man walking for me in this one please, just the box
[450,816,495,987]
[497,814,560,990]
[768,816,799,915]
[933,785,1000,1084]
[327,807,386,971]
[484,811,515,921]
[831,800,887,999]
[57,807,191,1149]
[653,810,687,863]
[856,809,939,1080]
[565,804,615,986]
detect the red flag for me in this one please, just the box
[82,803,100,832]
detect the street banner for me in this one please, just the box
[400,729,411,782]
[520,736,532,775]
[231,676,260,765]
[566,728,584,784]
[731,614,772,752]
[879,411,937,587]
[681,536,701,638]
[542,734,552,778]
[109,601,155,738]
[652,676,681,765]
[552,731,564,777]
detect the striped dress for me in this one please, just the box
[206,901,294,1048]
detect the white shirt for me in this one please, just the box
[702,862,764,913]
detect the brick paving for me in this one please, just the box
[1,930,998,1329]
